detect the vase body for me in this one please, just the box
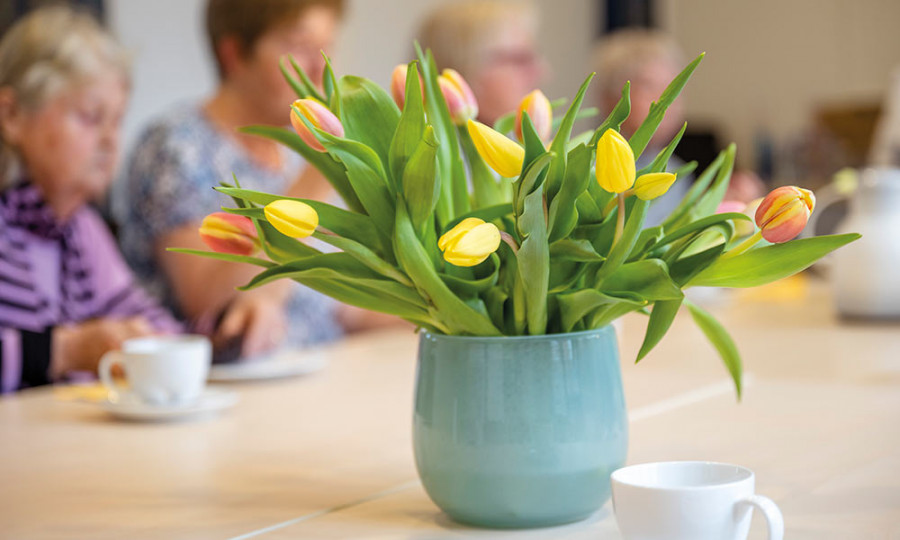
[832,167,900,318]
[413,326,628,528]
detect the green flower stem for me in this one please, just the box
[612,193,626,248]
[720,230,763,260]
[602,188,635,217]
[500,231,519,255]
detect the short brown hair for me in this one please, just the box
[205,0,344,79]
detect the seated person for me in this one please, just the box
[0,7,181,393]
[117,0,362,361]
[594,29,694,225]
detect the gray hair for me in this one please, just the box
[417,0,537,80]
[593,28,684,102]
[0,6,130,189]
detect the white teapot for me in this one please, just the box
[831,167,900,318]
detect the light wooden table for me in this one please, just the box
[1,277,898,539]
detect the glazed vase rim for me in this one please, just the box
[420,325,614,343]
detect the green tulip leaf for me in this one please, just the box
[548,142,593,242]
[517,181,550,335]
[166,248,276,269]
[237,125,363,213]
[389,61,426,190]
[686,300,742,399]
[590,81,632,146]
[689,233,861,288]
[602,259,684,302]
[636,298,683,362]
[545,73,594,199]
[338,75,400,177]
[628,53,703,159]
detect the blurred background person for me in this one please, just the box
[594,28,694,225]
[116,0,357,361]
[417,0,547,126]
[594,28,765,223]
[0,6,180,393]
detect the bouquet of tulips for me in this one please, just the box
[177,46,858,395]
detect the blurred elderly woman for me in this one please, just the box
[418,0,546,125]
[0,7,180,392]
[117,0,353,360]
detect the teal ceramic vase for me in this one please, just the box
[413,326,628,528]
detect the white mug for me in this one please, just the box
[611,461,784,540]
[99,335,212,406]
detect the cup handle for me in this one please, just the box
[738,494,784,540]
[98,351,128,401]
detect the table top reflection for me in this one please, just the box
[1,275,898,540]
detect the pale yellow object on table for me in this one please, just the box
[53,382,114,403]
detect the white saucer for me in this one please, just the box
[208,349,328,382]
[100,388,238,422]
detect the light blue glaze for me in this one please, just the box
[413,326,628,528]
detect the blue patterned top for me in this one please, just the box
[116,104,342,348]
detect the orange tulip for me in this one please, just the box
[290,98,344,152]
[198,212,260,256]
[755,186,815,243]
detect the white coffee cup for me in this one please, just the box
[611,461,784,540]
[99,335,212,406]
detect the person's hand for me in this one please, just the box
[52,317,155,376]
[215,289,287,358]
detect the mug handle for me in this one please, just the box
[98,351,128,401]
[738,494,784,540]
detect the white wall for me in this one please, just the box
[107,0,217,155]
[107,0,599,158]
[658,0,900,169]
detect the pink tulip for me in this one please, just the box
[755,186,816,243]
[438,69,478,125]
[198,212,260,256]
[515,89,552,142]
[289,98,344,152]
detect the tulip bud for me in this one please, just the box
[438,217,501,267]
[755,186,815,243]
[198,212,260,256]
[264,199,319,238]
[290,98,344,152]
[391,64,426,110]
[633,172,677,201]
[391,64,408,108]
[515,89,552,142]
[438,68,478,125]
[595,129,636,194]
[466,119,524,178]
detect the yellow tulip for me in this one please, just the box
[595,129,636,193]
[264,199,319,238]
[633,172,677,201]
[438,217,501,267]
[466,119,525,178]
